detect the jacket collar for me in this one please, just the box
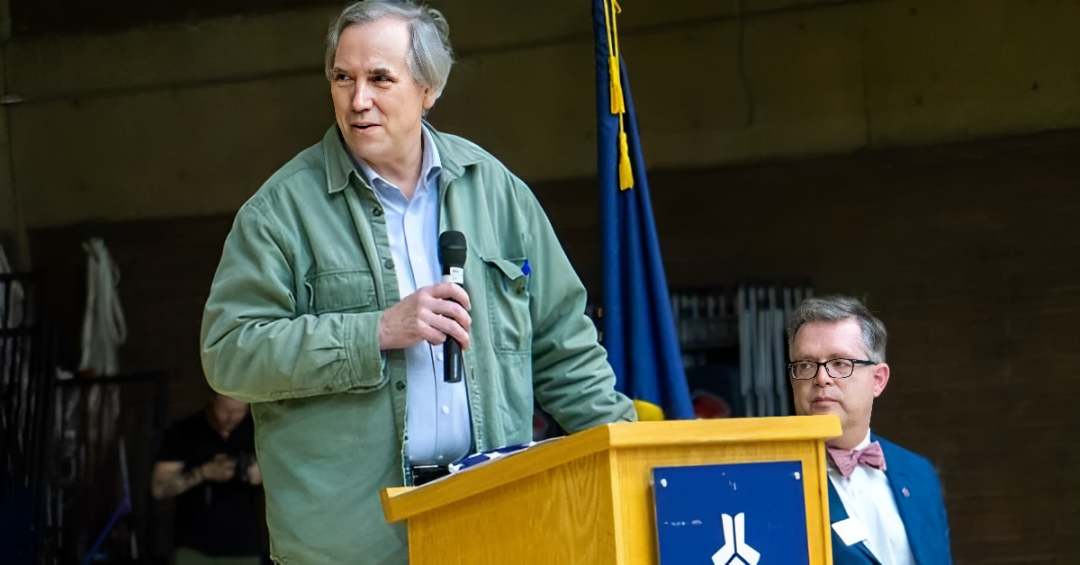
[872,434,914,521]
[873,434,928,565]
[323,121,487,195]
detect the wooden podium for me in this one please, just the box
[381,416,840,564]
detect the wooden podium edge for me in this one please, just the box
[814,439,834,564]
[381,423,617,523]
[605,416,841,447]
[381,415,841,523]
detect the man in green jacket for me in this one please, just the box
[200,2,636,563]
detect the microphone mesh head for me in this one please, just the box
[438,231,467,268]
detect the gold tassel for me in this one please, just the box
[609,56,625,115]
[618,129,633,190]
[606,0,632,190]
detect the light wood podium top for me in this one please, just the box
[382,415,840,523]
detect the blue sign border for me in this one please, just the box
[653,461,810,565]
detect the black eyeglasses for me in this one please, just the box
[787,358,876,380]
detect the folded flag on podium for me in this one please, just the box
[448,441,544,475]
[593,0,694,421]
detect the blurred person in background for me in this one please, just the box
[152,393,263,565]
[787,295,951,565]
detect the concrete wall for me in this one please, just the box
[6,6,338,229]
[5,0,1079,229]
[439,0,1080,175]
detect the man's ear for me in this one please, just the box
[422,84,439,110]
[872,363,890,398]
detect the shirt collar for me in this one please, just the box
[853,428,872,451]
[324,121,484,195]
[353,125,442,196]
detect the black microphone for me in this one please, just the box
[438,231,467,383]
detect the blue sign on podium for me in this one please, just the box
[653,461,809,565]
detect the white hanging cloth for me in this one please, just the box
[78,238,127,376]
[736,287,754,417]
[738,283,811,417]
[770,287,789,416]
[0,243,24,329]
[1,243,28,442]
[780,288,795,416]
[755,288,773,417]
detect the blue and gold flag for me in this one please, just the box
[593,0,694,420]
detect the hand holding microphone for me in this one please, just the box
[376,232,472,378]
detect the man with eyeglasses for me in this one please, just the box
[787,296,952,565]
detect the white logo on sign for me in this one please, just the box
[711,513,760,565]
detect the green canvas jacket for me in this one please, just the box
[201,124,636,564]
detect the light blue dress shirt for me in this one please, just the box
[354,126,472,466]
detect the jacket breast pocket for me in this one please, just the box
[309,269,377,314]
[481,257,531,353]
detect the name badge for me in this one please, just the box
[832,517,870,547]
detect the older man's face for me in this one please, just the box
[330,19,435,169]
[789,319,889,449]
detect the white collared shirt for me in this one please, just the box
[354,126,472,466]
[828,429,915,565]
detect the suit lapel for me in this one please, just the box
[877,436,927,565]
[828,477,881,564]
[828,479,849,521]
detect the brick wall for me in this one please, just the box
[30,129,1080,563]
[535,129,1080,564]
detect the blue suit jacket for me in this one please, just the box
[828,434,952,565]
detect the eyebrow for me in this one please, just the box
[791,352,862,361]
[331,66,399,79]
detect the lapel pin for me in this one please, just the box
[902,487,910,498]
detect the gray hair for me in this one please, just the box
[324,1,454,97]
[786,295,888,363]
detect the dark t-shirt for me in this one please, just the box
[155,408,260,557]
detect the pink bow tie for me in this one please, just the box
[828,441,887,477]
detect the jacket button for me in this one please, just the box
[395,381,406,391]
[384,258,394,269]
[372,207,383,217]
